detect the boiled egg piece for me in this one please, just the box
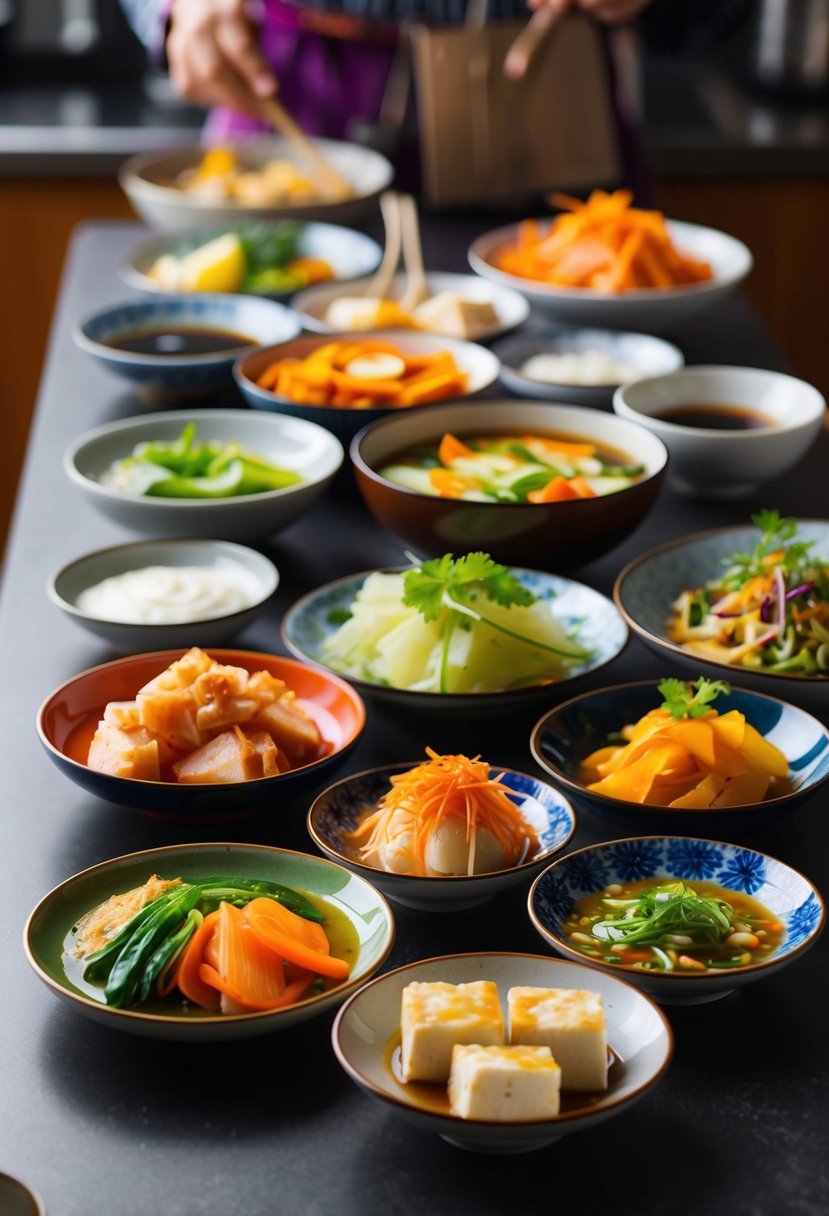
[344,352,407,380]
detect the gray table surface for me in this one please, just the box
[1,220,827,1216]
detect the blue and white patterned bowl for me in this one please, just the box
[529,836,824,1004]
[614,521,829,713]
[73,294,300,401]
[282,566,628,714]
[308,762,577,911]
[530,680,829,833]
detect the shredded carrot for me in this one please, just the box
[494,189,714,292]
[347,748,540,878]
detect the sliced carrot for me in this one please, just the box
[174,909,221,1010]
[244,899,349,980]
[438,434,475,465]
[528,476,580,503]
[429,468,483,498]
[568,476,598,499]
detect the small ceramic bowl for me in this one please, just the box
[0,1174,46,1216]
[73,294,300,402]
[48,538,279,651]
[281,566,628,714]
[119,138,395,228]
[350,400,668,569]
[469,218,752,332]
[36,648,365,822]
[530,680,829,833]
[121,221,382,299]
[64,408,343,541]
[293,271,530,341]
[529,837,824,1005]
[494,328,684,409]
[613,520,829,712]
[307,762,576,911]
[332,951,673,1153]
[613,365,825,499]
[233,330,502,447]
[25,842,395,1041]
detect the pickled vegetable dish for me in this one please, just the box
[321,552,592,694]
[579,678,790,809]
[669,511,829,676]
[66,874,354,1013]
[379,432,643,503]
[564,879,784,972]
[99,422,302,499]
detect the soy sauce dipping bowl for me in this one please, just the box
[529,837,825,1005]
[613,365,825,500]
[73,293,301,402]
[529,680,829,834]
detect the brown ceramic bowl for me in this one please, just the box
[36,648,365,822]
[350,400,669,569]
[233,331,501,446]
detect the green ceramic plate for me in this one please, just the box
[25,843,395,1041]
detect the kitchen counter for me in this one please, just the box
[0,218,827,1216]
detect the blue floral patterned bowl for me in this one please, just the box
[529,680,829,833]
[308,762,577,911]
[73,294,300,401]
[529,837,824,1004]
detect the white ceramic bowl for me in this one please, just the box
[121,221,383,299]
[494,328,684,408]
[613,365,825,499]
[120,139,394,229]
[25,843,395,1042]
[307,762,577,911]
[469,219,752,333]
[293,272,530,341]
[49,538,279,651]
[64,408,343,540]
[332,952,673,1153]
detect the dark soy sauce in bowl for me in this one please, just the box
[654,403,777,431]
[108,327,255,357]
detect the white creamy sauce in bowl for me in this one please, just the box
[76,565,262,624]
[520,351,644,387]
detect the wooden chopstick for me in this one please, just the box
[363,191,403,300]
[503,6,564,80]
[397,194,429,313]
[257,95,353,200]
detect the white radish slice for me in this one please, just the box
[344,353,406,380]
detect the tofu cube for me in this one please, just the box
[400,981,505,1083]
[448,1045,561,1121]
[508,987,607,1091]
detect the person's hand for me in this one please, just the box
[527,0,653,22]
[167,0,277,116]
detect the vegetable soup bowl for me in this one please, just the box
[119,138,395,228]
[73,293,301,402]
[25,843,395,1042]
[332,951,673,1153]
[530,680,829,833]
[293,271,530,342]
[233,330,501,447]
[121,221,382,299]
[350,400,668,569]
[281,565,628,715]
[494,328,684,409]
[64,408,343,541]
[469,218,752,332]
[614,366,825,500]
[307,762,577,911]
[613,521,829,712]
[49,538,279,652]
[36,648,365,823]
[529,837,824,1005]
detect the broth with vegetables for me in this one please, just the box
[378,432,644,504]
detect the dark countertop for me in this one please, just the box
[0,52,828,177]
[0,217,827,1216]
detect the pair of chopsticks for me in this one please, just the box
[504,3,566,80]
[363,191,429,313]
[255,94,353,201]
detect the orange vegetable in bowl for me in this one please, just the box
[495,190,714,293]
[254,338,469,409]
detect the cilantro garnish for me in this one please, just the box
[721,509,815,589]
[658,677,731,719]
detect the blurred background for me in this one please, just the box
[1,0,827,552]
